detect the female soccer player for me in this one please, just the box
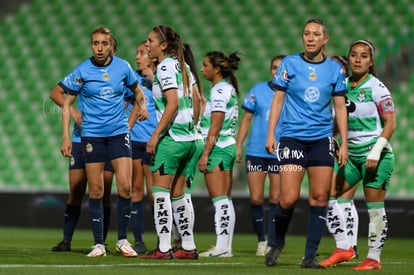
[265,18,348,268]
[140,25,198,260]
[198,50,241,257]
[321,55,360,265]
[50,87,114,252]
[321,40,396,271]
[60,26,148,257]
[236,55,285,256]
[171,43,205,252]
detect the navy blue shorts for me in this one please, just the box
[276,137,335,168]
[69,142,85,170]
[132,141,152,165]
[70,142,114,171]
[245,155,280,174]
[81,133,132,164]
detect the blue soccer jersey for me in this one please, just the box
[242,81,281,158]
[126,71,157,142]
[272,53,346,140]
[59,56,138,137]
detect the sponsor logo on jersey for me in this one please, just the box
[379,97,395,114]
[304,87,320,102]
[100,87,114,97]
[282,70,288,81]
[161,76,173,87]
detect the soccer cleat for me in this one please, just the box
[353,258,382,270]
[320,246,355,267]
[199,246,233,257]
[256,241,267,256]
[139,248,174,259]
[86,244,107,257]
[52,240,71,252]
[133,241,147,254]
[265,247,282,267]
[301,256,325,269]
[173,248,199,259]
[115,239,137,257]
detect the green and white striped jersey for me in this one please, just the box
[346,74,394,156]
[199,80,238,148]
[152,56,197,142]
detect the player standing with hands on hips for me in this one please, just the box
[264,18,348,269]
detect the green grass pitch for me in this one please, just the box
[0,227,412,275]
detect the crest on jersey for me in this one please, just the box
[308,66,317,81]
[357,90,366,102]
[102,73,110,81]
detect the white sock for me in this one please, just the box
[227,198,236,251]
[153,190,172,252]
[213,197,231,251]
[184,191,195,229]
[367,207,388,262]
[172,195,196,250]
[339,200,358,248]
[326,199,351,250]
[349,200,359,247]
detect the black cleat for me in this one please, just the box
[134,241,148,254]
[301,256,325,269]
[265,247,282,267]
[52,240,71,252]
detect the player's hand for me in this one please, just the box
[265,136,277,155]
[236,146,243,163]
[137,108,149,121]
[365,158,379,171]
[336,143,348,168]
[198,155,211,174]
[146,134,159,155]
[61,137,72,157]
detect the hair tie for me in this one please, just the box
[157,26,167,42]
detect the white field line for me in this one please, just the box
[0,262,247,268]
[0,261,408,268]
